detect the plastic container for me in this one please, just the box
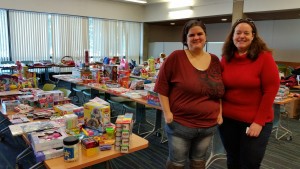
[63,136,79,162]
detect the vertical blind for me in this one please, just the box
[1,9,143,72]
[89,18,142,63]
[0,10,9,62]
[51,14,88,65]
[9,11,49,62]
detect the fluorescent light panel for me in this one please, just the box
[124,0,147,4]
[168,0,193,9]
[169,8,193,19]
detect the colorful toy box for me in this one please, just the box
[34,147,64,162]
[81,138,99,156]
[83,101,111,131]
[36,92,54,108]
[17,95,34,104]
[147,91,160,106]
[115,113,133,153]
[28,128,68,152]
[103,65,118,83]
[2,100,20,112]
[53,103,84,123]
[44,90,64,102]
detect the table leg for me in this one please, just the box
[91,88,98,99]
[143,109,164,140]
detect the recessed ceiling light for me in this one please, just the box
[170,22,175,25]
[221,18,227,21]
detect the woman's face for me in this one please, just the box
[233,23,254,53]
[186,26,206,51]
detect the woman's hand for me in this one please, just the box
[217,99,223,125]
[246,122,262,137]
[164,112,173,124]
[217,112,223,125]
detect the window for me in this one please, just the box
[0,10,9,62]
[89,18,142,63]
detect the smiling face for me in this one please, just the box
[187,26,207,51]
[233,23,254,54]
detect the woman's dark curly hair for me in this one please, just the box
[222,18,272,62]
[181,19,206,48]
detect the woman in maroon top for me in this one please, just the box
[220,18,280,169]
[154,20,224,169]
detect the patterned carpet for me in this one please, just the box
[1,111,299,169]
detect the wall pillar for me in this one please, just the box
[232,0,245,25]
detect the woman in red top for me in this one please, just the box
[220,18,280,169]
[154,20,224,169]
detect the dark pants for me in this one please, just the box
[219,117,273,169]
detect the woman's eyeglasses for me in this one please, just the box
[236,18,254,24]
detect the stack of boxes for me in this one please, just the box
[115,113,133,153]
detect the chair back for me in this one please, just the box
[1,61,14,64]
[58,88,71,97]
[21,61,34,66]
[42,83,56,91]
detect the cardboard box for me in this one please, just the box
[285,98,300,119]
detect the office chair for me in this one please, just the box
[21,61,34,66]
[71,85,89,105]
[120,101,155,136]
[206,129,227,168]
[0,61,15,74]
[42,83,56,91]
[57,88,72,97]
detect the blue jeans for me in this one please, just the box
[165,121,217,167]
[219,117,273,169]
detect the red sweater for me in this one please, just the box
[221,51,280,126]
[154,50,224,128]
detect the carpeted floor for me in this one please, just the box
[1,109,299,169]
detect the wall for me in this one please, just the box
[144,0,300,22]
[147,19,300,62]
[0,0,299,62]
[0,0,144,22]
